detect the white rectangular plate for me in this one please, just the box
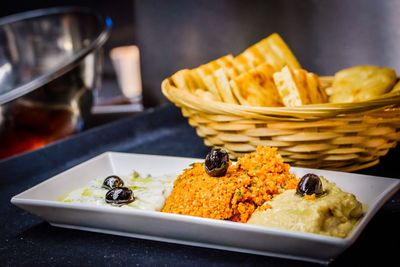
[11,152,400,264]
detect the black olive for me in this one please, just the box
[102,175,124,190]
[205,148,229,177]
[296,173,324,197]
[105,187,135,206]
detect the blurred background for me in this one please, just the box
[2,0,400,107]
[1,0,400,159]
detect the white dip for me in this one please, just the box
[60,171,175,211]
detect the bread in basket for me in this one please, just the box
[162,33,400,171]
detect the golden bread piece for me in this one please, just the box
[193,55,240,101]
[201,75,223,101]
[230,63,283,107]
[329,65,397,103]
[170,69,197,91]
[236,33,301,72]
[273,66,327,107]
[304,72,328,103]
[391,80,400,92]
[194,54,238,79]
[234,50,263,73]
[213,68,238,104]
[273,66,312,107]
[266,33,301,70]
[215,55,241,79]
[171,55,239,96]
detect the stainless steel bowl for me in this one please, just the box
[0,7,111,159]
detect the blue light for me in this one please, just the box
[105,17,113,27]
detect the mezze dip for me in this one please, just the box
[59,171,175,211]
[247,176,364,238]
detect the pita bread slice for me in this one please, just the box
[191,55,237,100]
[330,65,397,103]
[233,53,261,73]
[391,80,400,92]
[305,72,328,103]
[266,33,301,70]
[188,70,208,89]
[248,38,285,71]
[230,63,283,107]
[194,55,236,76]
[213,68,238,104]
[273,66,311,107]
[193,55,235,100]
[171,69,199,92]
[235,33,301,73]
[201,74,223,101]
[170,67,226,102]
[216,55,241,79]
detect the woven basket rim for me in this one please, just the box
[162,78,400,120]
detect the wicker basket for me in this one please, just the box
[162,77,400,171]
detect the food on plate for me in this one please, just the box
[162,147,299,222]
[247,173,363,238]
[60,171,175,211]
[204,148,230,177]
[329,65,397,103]
[230,63,283,107]
[273,66,327,106]
[105,187,135,206]
[162,146,364,238]
[102,175,124,190]
[60,146,364,238]
[296,173,324,197]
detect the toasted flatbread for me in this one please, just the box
[193,55,240,100]
[215,55,241,79]
[201,74,223,101]
[247,38,284,71]
[233,53,261,73]
[391,80,400,92]
[273,66,311,107]
[230,63,283,107]
[266,33,301,70]
[330,65,397,103]
[170,69,199,92]
[213,68,238,104]
[236,33,301,72]
[172,34,308,107]
[305,72,328,103]
[194,55,237,77]
[293,69,327,104]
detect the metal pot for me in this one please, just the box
[0,7,112,159]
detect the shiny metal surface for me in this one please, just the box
[0,7,111,104]
[0,7,111,159]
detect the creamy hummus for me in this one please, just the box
[59,171,175,211]
[247,177,363,238]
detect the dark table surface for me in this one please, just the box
[1,105,399,266]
